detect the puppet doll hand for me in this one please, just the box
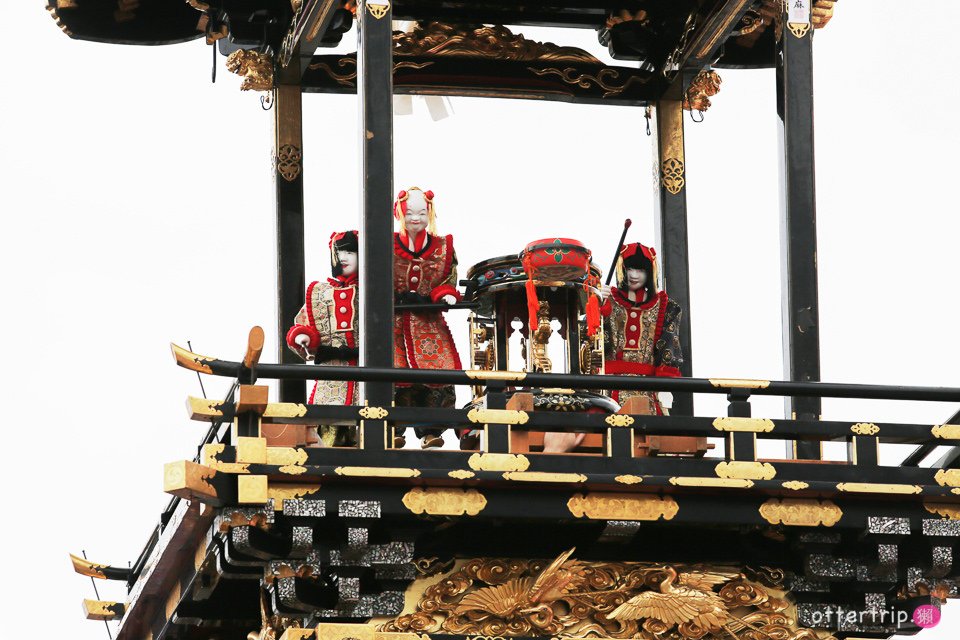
[542,431,587,453]
[441,294,457,305]
[295,334,313,348]
[600,284,611,299]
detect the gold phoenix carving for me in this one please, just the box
[402,487,487,516]
[226,49,274,91]
[568,493,678,521]
[394,22,600,64]
[381,549,834,640]
[759,499,842,527]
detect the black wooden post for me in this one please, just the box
[274,82,307,404]
[652,85,693,416]
[358,0,394,450]
[777,3,822,460]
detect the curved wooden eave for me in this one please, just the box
[46,0,205,46]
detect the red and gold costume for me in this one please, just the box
[601,242,683,415]
[286,231,359,446]
[392,188,462,443]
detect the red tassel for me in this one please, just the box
[525,278,539,332]
[586,292,600,337]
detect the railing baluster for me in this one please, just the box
[726,391,756,462]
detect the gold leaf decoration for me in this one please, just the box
[605,414,635,427]
[837,483,922,494]
[267,447,309,467]
[503,472,587,483]
[279,464,308,476]
[616,475,643,485]
[937,470,960,487]
[932,424,960,440]
[359,406,389,420]
[468,453,529,472]
[759,498,842,527]
[712,417,774,433]
[670,477,754,488]
[568,493,678,521]
[715,461,776,481]
[336,466,421,478]
[781,481,809,491]
[850,423,879,436]
[924,503,960,520]
[402,488,487,516]
[448,470,475,479]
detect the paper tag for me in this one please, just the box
[788,0,810,24]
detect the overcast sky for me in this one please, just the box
[3,2,960,638]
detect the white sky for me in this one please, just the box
[3,1,960,637]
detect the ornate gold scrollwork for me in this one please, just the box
[528,66,646,98]
[713,417,774,433]
[359,406,389,420]
[395,23,601,64]
[606,414,635,427]
[661,157,685,195]
[715,461,776,481]
[781,480,809,491]
[568,493,678,521]
[366,1,389,19]
[402,487,487,516]
[850,422,879,436]
[277,144,302,182]
[788,22,810,38]
[759,498,842,527]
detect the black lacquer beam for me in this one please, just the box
[777,6,821,459]
[358,0,395,443]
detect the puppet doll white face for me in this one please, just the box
[625,268,647,292]
[338,250,358,277]
[403,191,429,235]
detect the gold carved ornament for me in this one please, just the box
[713,417,774,433]
[366,1,389,19]
[759,498,842,527]
[277,144,302,182]
[394,22,600,64]
[932,424,960,440]
[402,487,487,516]
[468,453,529,472]
[682,70,722,113]
[606,415,634,427]
[380,549,834,640]
[359,406,389,420]
[528,66,646,99]
[568,493,678,521]
[716,461,776,481]
[226,49,274,91]
[661,158,685,195]
[850,423,879,436]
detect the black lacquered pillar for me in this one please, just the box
[652,88,693,416]
[777,3,822,459]
[357,0,394,448]
[274,82,307,404]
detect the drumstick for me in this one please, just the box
[605,218,632,286]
